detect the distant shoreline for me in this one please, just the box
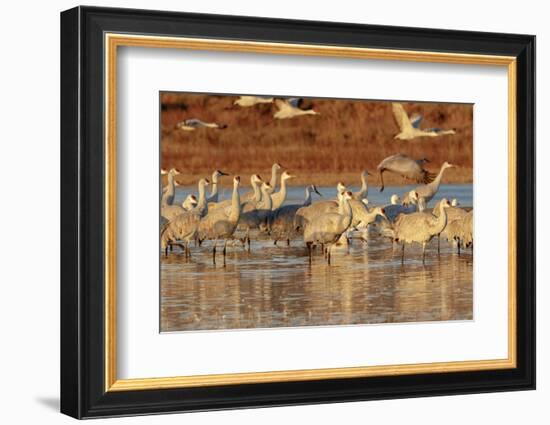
[163,168,473,188]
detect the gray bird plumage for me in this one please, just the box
[377,154,435,192]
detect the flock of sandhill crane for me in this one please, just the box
[160,99,466,265]
[160,157,473,266]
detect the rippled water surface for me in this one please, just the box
[161,184,473,332]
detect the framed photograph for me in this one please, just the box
[60,6,535,419]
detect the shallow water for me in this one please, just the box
[174,183,472,208]
[161,183,473,332]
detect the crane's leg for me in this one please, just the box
[437,235,440,255]
[401,243,405,264]
[246,228,251,252]
[287,238,290,246]
[422,242,426,264]
[164,245,168,257]
[223,239,227,267]
[307,242,312,264]
[274,239,277,245]
[212,239,217,265]
[457,240,461,256]
[327,245,332,265]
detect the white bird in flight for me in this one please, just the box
[176,118,227,131]
[274,98,319,120]
[234,96,274,107]
[392,102,456,140]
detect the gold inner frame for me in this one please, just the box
[104,33,517,392]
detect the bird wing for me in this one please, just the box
[184,118,204,127]
[275,99,291,112]
[288,98,302,108]
[392,103,413,132]
[380,155,430,184]
[410,113,423,129]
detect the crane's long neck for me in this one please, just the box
[259,188,272,210]
[339,198,353,229]
[303,187,313,206]
[359,173,368,197]
[161,173,175,206]
[432,204,448,235]
[252,180,261,202]
[277,178,288,204]
[197,182,207,215]
[210,174,219,198]
[338,197,352,217]
[165,173,175,196]
[229,183,241,223]
[429,165,448,192]
[270,166,279,190]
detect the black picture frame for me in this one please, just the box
[60,5,535,419]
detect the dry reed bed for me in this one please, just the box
[160,93,473,187]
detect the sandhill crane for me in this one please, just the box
[269,185,322,245]
[182,194,198,211]
[240,164,281,201]
[161,178,209,221]
[432,199,467,251]
[271,171,295,210]
[176,118,228,131]
[442,219,464,254]
[382,191,419,222]
[234,96,274,107]
[459,210,474,249]
[238,182,273,250]
[433,200,467,221]
[294,183,345,232]
[203,176,243,265]
[161,168,181,206]
[211,174,263,211]
[392,103,456,140]
[295,187,383,233]
[239,173,266,202]
[393,198,451,263]
[206,170,229,203]
[352,170,370,201]
[303,191,354,265]
[269,163,283,190]
[402,161,456,204]
[274,98,319,119]
[160,198,202,258]
[377,154,435,192]
[441,208,473,255]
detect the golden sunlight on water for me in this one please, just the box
[160,231,473,332]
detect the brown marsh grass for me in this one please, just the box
[160,93,473,188]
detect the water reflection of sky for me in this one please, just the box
[174,183,473,208]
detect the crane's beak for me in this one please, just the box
[218,170,229,176]
[313,186,322,196]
